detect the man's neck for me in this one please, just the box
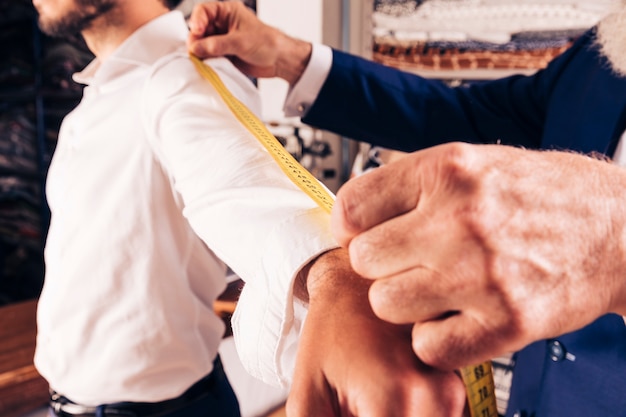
[81,3,170,61]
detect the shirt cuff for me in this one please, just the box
[230,207,339,387]
[283,43,333,118]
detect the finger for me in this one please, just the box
[332,143,485,249]
[347,202,487,285]
[411,313,508,371]
[344,194,461,279]
[331,156,424,247]
[188,32,241,59]
[344,201,427,278]
[187,3,214,37]
[187,3,246,58]
[369,267,463,324]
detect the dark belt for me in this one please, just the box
[50,357,225,417]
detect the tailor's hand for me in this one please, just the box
[290,248,468,417]
[187,1,311,85]
[331,142,626,370]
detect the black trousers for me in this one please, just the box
[49,357,240,417]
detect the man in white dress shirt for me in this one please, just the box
[32,0,468,416]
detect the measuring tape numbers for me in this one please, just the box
[461,360,499,417]
[190,53,498,417]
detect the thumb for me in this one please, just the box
[187,33,240,59]
[187,12,208,37]
[369,268,459,325]
[331,157,422,248]
[411,314,501,371]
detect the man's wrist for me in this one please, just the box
[283,43,332,118]
[293,249,340,305]
[276,36,312,86]
[301,249,372,309]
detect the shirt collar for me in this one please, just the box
[73,10,188,86]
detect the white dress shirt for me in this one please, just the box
[35,11,337,405]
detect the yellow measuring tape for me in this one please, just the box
[460,361,498,417]
[190,54,498,417]
[190,54,334,214]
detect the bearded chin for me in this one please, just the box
[39,12,97,38]
[596,4,626,78]
[37,0,115,38]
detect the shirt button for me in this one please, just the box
[297,103,306,113]
[548,340,566,362]
[513,410,527,417]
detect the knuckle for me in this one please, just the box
[438,146,505,242]
[438,142,477,182]
[438,142,498,198]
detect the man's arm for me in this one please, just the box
[291,248,469,417]
[186,2,592,153]
[332,142,626,370]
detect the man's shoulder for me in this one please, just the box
[142,49,262,119]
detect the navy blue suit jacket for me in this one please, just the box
[303,30,626,416]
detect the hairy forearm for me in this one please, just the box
[294,248,369,305]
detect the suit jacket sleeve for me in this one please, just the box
[302,31,595,153]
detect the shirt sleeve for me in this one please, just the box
[283,43,333,118]
[141,53,339,386]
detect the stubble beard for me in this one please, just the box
[37,0,117,38]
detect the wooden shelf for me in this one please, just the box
[0,299,49,417]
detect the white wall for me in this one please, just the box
[256,0,324,123]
